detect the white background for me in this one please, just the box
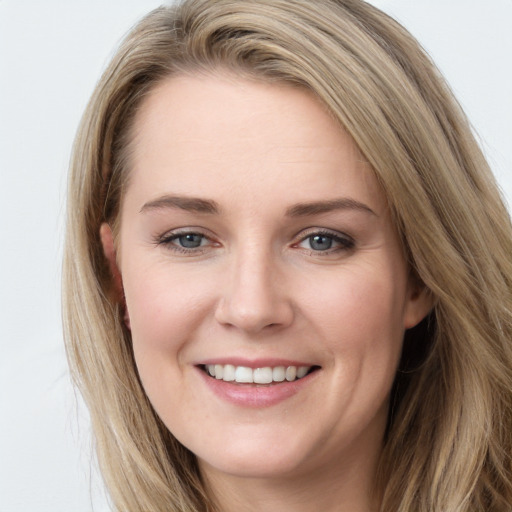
[1,1,511,510]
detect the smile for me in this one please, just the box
[202,364,316,384]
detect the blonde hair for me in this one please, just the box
[63,0,512,510]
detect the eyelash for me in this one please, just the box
[155,228,355,256]
[156,229,213,254]
[295,229,355,255]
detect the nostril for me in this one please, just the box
[213,269,295,333]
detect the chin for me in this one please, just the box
[192,427,320,480]
[199,450,309,480]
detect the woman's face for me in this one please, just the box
[105,74,430,482]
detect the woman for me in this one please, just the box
[63,0,512,510]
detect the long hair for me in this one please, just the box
[63,1,512,510]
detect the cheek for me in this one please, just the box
[301,263,408,344]
[329,274,407,425]
[123,263,216,376]
[298,263,408,406]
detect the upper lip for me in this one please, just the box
[194,357,319,368]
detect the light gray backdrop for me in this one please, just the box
[1,1,511,510]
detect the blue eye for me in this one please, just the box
[308,234,334,251]
[175,233,205,248]
[297,230,354,253]
[156,231,210,252]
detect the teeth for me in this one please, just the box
[214,364,224,380]
[297,366,309,379]
[285,366,297,381]
[223,364,235,382]
[204,364,312,383]
[235,366,253,383]
[253,367,272,384]
[272,366,285,382]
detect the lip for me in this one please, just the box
[194,359,320,408]
[196,357,316,368]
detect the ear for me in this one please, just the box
[100,223,130,329]
[100,223,123,296]
[403,278,435,330]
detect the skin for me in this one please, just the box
[101,73,432,512]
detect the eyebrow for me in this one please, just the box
[140,195,220,214]
[140,194,376,217]
[285,198,377,217]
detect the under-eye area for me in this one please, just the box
[199,364,321,384]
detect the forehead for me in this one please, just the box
[125,73,386,215]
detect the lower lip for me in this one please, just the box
[196,367,319,408]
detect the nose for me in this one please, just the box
[214,244,294,335]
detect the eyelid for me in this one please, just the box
[154,227,218,253]
[293,227,355,253]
